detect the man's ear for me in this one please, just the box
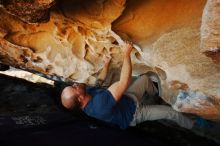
[77,95,84,102]
[77,96,81,102]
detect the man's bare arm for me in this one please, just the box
[95,55,111,86]
[108,42,132,102]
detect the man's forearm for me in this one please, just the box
[119,52,132,89]
[98,61,110,81]
[107,42,132,102]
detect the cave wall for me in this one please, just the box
[113,0,220,119]
[201,0,220,63]
[0,0,220,119]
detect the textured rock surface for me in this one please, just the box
[112,0,220,119]
[201,0,220,63]
[0,0,220,120]
[0,0,55,23]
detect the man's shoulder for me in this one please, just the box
[87,86,105,93]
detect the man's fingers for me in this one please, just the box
[121,41,133,54]
[103,54,111,59]
[125,40,133,45]
[103,54,112,63]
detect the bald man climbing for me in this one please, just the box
[61,41,195,129]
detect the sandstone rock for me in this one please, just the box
[113,0,220,119]
[0,0,55,23]
[0,2,124,83]
[201,0,220,63]
[0,0,219,120]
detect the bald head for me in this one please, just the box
[61,86,79,109]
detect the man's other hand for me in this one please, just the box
[103,54,111,65]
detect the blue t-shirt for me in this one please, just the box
[83,87,136,129]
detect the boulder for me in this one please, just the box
[0,0,219,120]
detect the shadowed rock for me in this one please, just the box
[0,0,55,23]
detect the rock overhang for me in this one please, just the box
[0,0,219,120]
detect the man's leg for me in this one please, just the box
[130,105,194,129]
[125,75,158,102]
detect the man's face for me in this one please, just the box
[71,83,86,97]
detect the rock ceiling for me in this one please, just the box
[0,0,219,120]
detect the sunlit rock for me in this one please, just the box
[0,67,54,85]
[113,0,220,119]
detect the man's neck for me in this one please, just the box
[80,94,92,109]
